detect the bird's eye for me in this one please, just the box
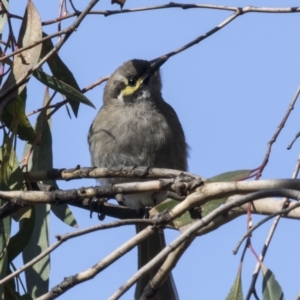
[128,77,137,87]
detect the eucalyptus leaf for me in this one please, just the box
[1,87,36,143]
[22,88,52,298]
[202,169,253,217]
[0,1,42,113]
[33,69,95,109]
[41,32,81,116]
[262,264,285,300]
[225,266,244,300]
[151,198,194,229]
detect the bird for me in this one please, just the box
[88,58,188,300]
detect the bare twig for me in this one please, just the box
[41,4,300,26]
[81,75,109,93]
[233,200,300,254]
[35,225,159,300]
[141,235,195,299]
[107,189,300,299]
[287,131,300,150]
[23,166,203,182]
[245,154,300,300]
[194,196,300,237]
[256,85,300,179]
[0,0,101,114]
[0,219,155,286]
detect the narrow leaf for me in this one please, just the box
[0,134,15,298]
[208,170,253,182]
[22,88,53,297]
[0,1,42,113]
[51,204,78,228]
[41,32,81,116]
[150,198,194,229]
[33,69,95,109]
[202,169,253,217]
[261,264,285,300]
[1,87,36,143]
[225,265,244,300]
[8,208,35,262]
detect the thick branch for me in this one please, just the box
[23,166,203,182]
[108,189,300,299]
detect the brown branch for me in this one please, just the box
[41,4,300,26]
[245,154,300,300]
[141,235,195,299]
[0,29,67,63]
[233,200,300,254]
[0,219,155,287]
[2,179,300,207]
[23,166,203,182]
[35,225,159,300]
[108,189,300,299]
[0,0,101,114]
[0,179,187,205]
[188,196,300,237]
[255,84,300,179]
[81,75,109,93]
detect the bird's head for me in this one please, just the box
[103,58,167,105]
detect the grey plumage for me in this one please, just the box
[88,59,188,299]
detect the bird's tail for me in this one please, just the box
[135,225,179,300]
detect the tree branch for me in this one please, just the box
[0,219,155,287]
[107,189,300,299]
[0,0,101,114]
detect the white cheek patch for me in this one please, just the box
[136,90,150,101]
[117,93,124,102]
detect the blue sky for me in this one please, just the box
[7,0,300,299]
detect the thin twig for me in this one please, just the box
[141,235,195,299]
[81,75,109,93]
[0,219,155,286]
[256,85,300,179]
[41,4,300,26]
[0,0,101,114]
[107,189,300,299]
[233,200,300,254]
[35,225,159,300]
[245,154,300,300]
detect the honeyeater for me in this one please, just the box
[88,58,188,300]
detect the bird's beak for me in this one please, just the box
[141,57,168,83]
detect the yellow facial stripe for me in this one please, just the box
[121,77,142,96]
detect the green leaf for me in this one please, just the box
[1,87,36,143]
[150,198,194,229]
[202,169,253,217]
[51,204,78,228]
[0,134,14,298]
[3,268,33,300]
[22,205,49,298]
[41,32,81,116]
[225,265,244,300]
[208,170,253,182]
[0,132,23,190]
[0,1,42,113]
[261,264,285,300]
[0,215,10,298]
[8,208,35,262]
[22,88,53,298]
[33,69,95,109]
